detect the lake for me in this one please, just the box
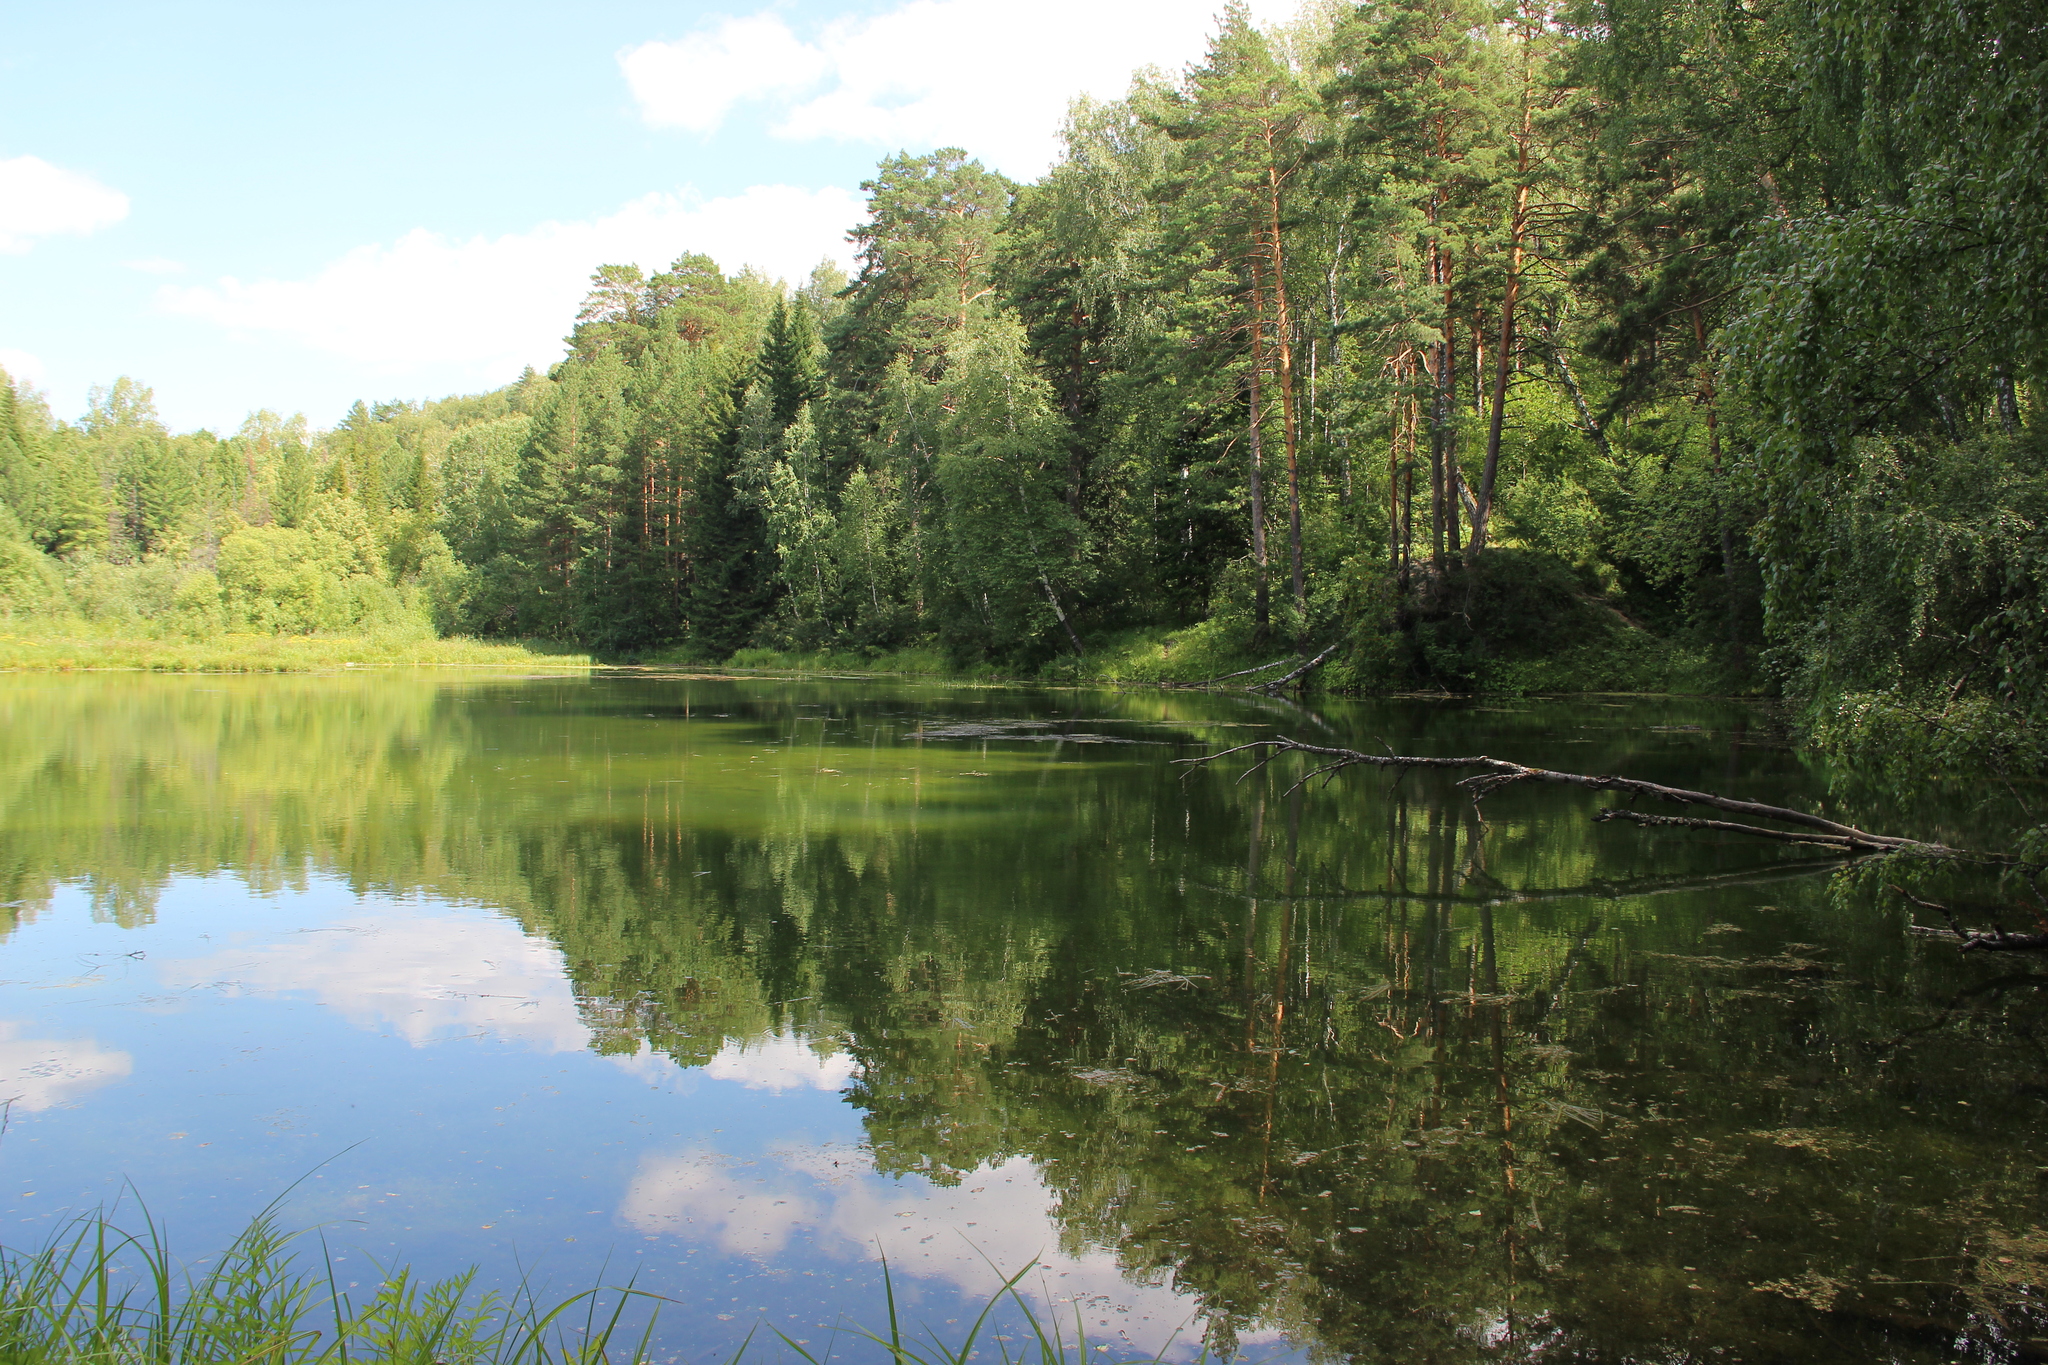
[0,672,2041,1363]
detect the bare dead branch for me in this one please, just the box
[1594,808,1886,850]
[1252,640,1343,693]
[1176,736,1947,852]
[1172,656,1301,689]
[1891,884,2048,952]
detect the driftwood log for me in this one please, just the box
[1181,736,2045,950]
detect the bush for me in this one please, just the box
[0,539,62,619]
[1396,549,1625,689]
[171,569,224,637]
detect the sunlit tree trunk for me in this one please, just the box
[1263,148,1307,643]
[1247,266,1273,645]
[1471,87,1533,557]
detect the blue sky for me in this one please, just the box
[0,1,1294,434]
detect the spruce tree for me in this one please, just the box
[759,299,824,429]
[686,366,778,659]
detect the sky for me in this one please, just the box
[0,0,1297,434]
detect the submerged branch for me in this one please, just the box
[1179,736,1949,853]
[1894,884,2048,952]
[1182,737,2048,953]
[1186,853,1852,909]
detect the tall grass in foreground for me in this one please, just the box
[0,1208,653,1365]
[0,1209,1197,1365]
[773,1255,1198,1365]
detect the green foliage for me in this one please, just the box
[0,538,63,619]
[1763,431,2048,778]
[929,320,1088,660]
[3,0,2040,789]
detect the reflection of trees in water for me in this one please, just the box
[2,678,2041,1360]
[0,676,472,929]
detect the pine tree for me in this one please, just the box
[687,370,778,659]
[1154,5,1318,644]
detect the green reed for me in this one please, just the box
[774,1253,1197,1365]
[0,1205,653,1365]
[0,1209,1193,1365]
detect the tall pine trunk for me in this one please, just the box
[1263,151,1306,645]
[1472,124,1531,556]
[1247,270,1271,645]
[1435,244,1462,568]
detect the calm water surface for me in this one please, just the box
[1,673,2043,1363]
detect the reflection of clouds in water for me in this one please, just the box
[621,1148,825,1258]
[621,1147,1211,1355]
[704,1031,857,1092]
[0,1022,132,1111]
[157,908,591,1052]
[603,1031,854,1094]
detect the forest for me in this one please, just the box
[1,0,2042,775]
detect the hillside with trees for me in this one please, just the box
[1,0,2042,774]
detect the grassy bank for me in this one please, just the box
[0,606,1718,691]
[0,1206,1151,1365]
[690,617,1727,697]
[0,632,593,673]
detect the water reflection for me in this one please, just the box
[157,909,589,1052]
[0,1023,131,1111]
[622,1147,1224,1357]
[701,1033,857,1092]
[0,673,2042,1363]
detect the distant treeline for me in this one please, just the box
[1,0,2042,762]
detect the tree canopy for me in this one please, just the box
[2,0,2042,774]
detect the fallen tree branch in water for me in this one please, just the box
[1167,642,1341,694]
[1185,853,1852,909]
[1593,808,1882,850]
[1171,655,1300,689]
[1250,641,1342,694]
[1181,736,2048,952]
[1894,884,2048,952]
[1179,736,1951,853]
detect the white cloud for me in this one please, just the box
[620,0,1306,180]
[0,156,129,253]
[0,1022,132,1112]
[156,907,594,1053]
[0,349,45,388]
[619,15,831,134]
[157,185,861,383]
